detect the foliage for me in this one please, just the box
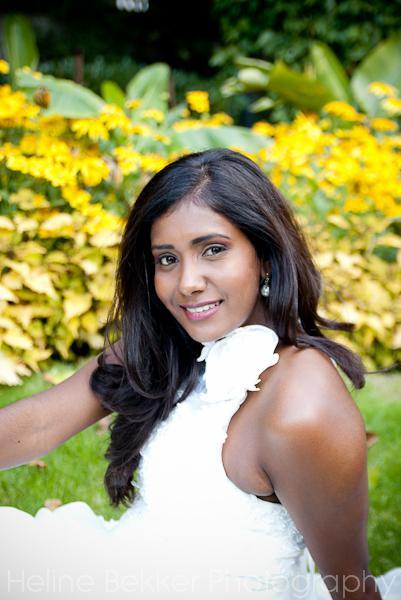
[2,14,39,85]
[0,62,265,384]
[40,56,248,124]
[0,61,400,383]
[251,108,401,370]
[222,36,401,116]
[211,0,401,72]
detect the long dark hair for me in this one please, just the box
[90,148,366,508]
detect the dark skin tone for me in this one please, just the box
[0,199,381,599]
[151,200,381,600]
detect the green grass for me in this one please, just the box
[0,363,126,522]
[352,373,401,574]
[0,365,400,575]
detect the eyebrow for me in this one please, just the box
[151,233,231,251]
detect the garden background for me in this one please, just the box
[0,0,400,575]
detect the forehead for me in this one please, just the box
[150,200,239,242]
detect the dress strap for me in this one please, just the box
[196,324,280,403]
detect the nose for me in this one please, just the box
[178,258,207,296]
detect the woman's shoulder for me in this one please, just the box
[256,343,367,501]
[258,343,364,436]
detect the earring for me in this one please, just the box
[260,273,270,297]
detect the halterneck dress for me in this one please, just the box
[0,324,400,599]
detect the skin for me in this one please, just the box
[0,196,381,598]
[151,198,381,599]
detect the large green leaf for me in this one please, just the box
[310,42,353,103]
[249,96,275,113]
[237,68,269,91]
[268,61,333,112]
[15,69,104,118]
[234,56,273,74]
[170,126,269,154]
[100,80,125,108]
[3,14,39,81]
[126,63,170,113]
[351,33,401,116]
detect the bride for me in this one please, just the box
[0,148,400,599]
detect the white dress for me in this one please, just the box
[0,324,400,599]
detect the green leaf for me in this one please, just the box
[237,67,269,91]
[268,61,333,112]
[310,42,353,103]
[351,33,401,116]
[3,14,39,82]
[126,63,170,113]
[234,56,273,74]
[15,69,104,118]
[170,125,268,154]
[100,80,125,108]
[220,76,246,98]
[249,96,275,113]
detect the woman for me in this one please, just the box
[0,148,399,599]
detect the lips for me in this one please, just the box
[180,300,222,309]
[180,300,223,321]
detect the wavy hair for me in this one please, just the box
[90,148,366,508]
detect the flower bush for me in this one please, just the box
[252,86,401,369]
[0,64,400,383]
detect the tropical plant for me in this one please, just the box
[1,14,39,86]
[0,60,400,383]
[222,35,401,117]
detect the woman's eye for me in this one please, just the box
[156,255,176,266]
[204,245,225,257]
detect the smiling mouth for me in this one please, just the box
[185,301,222,314]
[180,300,223,320]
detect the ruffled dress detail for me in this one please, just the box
[0,324,400,599]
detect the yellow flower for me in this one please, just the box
[186,91,210,114]
[323,101,364,122]
[126,98,142,110]
[99,104,132,132]
[0,59,10,74]
[62,186,92,209]
[71,118,109,141]
[76,157,110,187]
[39,115,67,136]
[252,121,275,137]
[139,153,169,173]
[344,197,370,213]
[140,108,165,123]
[368,82,397,98]
[208,112,233,126]
[172,119,204,131]
[382,97,401,116]
[112,147,141,175]
[0,85,40,126]
[124,122,152,136]
[370,118,398,132]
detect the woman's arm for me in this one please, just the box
[260,348,381,600]
[0,342,122,470]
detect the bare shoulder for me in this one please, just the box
[259,344,365,437]
[257,345,367,494]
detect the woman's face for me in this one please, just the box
[150,199,269,343]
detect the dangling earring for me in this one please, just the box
[260,273,270,297]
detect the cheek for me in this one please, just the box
[225,252,260,296]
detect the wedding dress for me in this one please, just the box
[0,324,400,599]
